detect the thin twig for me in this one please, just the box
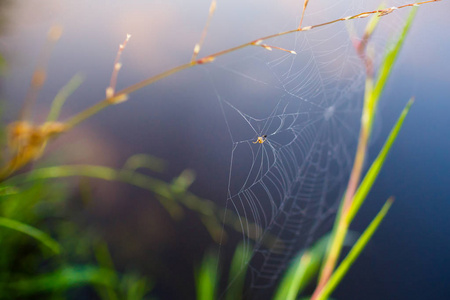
[19,25,63,121]
[298,0,310,29]
[191,0,217,62]
[106,34,131,98]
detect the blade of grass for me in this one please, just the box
[370,7,417,118]
[196,250,219,300]
[0,52,6,74]
[123,274,153,300]
[225,242,252,300]
[274,251,312,300]
[0,216,60,254]
[274,237,325,300]
[315,198,393,300]
[363,7,416,137]
[47,73,84,122]
[348,98,413,222]
[6,266,116,295]
[3,166,203,219]
[3,165,273,245]
[122,153,166,173]
[94,241,119,300]
[275,232,358,300]
[0,186,19,196]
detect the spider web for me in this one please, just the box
[205,0,413,297]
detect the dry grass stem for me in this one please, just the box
[107,33,131,98]
[191,0,217,62]
[19,25,63,121]
[252,40,297,54]
[298,0,310,29]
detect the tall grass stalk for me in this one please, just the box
[311,7,418,300]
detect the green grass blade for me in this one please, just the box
[94,241,119,300]
[5,266,116,295]
[122,153,166,173]
[275,232,357,300]
[5,165,171,198]
[364,6,416,135]
[316,198,393,300]
[348,98,413,223]
[4,165,150,195]
[0,217,61,254]
[274,251,312,300]
[0,52,6,74]
[125,275,153,300]
[5,165,193,220]
[363,5,382,37]
[225,242,252,300]
[3,165,277,244]
[170,169,196,193]
[47,73,84,122]
[123,274,153,300]
[0,185,19,197]
[274,236,327,300]
[372,7,417,105]
[196,250,219,300]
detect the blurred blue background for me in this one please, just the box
[1,0,449,299]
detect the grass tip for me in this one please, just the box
[193,43,201,55]
[31,69,47,87]
[48,25,63,41]
[105,87,114,98]
[406,97,415,108]
[209,0,217,13]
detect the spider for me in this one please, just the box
[253,135,267,144]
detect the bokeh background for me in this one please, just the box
[1,0,449,299]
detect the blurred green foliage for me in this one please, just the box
[0,173,153,299]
